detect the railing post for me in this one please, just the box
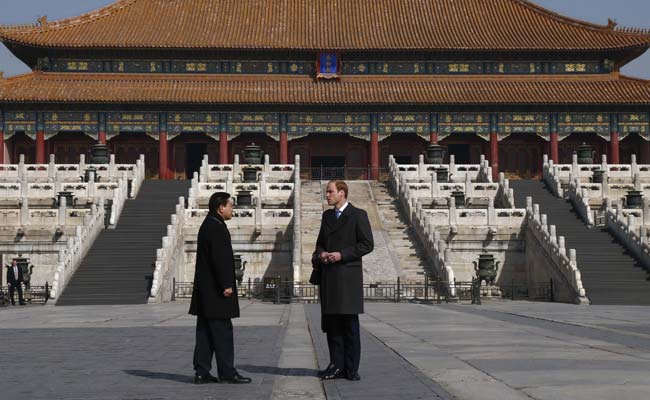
[171,277,176,301]
[424,273,429,303]
[511,279,515,301]
[248,277,252,300]
[397,277,401,303]
[275,275,281,304]
[45,282,49,302]
[472,278,482,305]
[549,279,554,302]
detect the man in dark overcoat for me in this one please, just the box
[6,259,25,306]
[313,180,374,381]
[189,192,251,384]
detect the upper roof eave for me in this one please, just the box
[2,71,650,106]
[2,0,650,53]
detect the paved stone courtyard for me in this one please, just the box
[2,301,650,399]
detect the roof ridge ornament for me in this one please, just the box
[37,16,48,28]
[607,18,617,30]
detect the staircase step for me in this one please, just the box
[57,179,190,306]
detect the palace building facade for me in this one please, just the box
[2,0,650,180]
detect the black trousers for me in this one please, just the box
[193,316,236,378]
[8,284,24,305]
[324,314,360,373]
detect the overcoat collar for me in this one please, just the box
[325,202,353,232]
[207,213,227,228]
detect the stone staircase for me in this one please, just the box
[369,181,432,282]
[57,180,190,306]
[299,180,326,282]
[347,181,401,283]
[511,179,650,305]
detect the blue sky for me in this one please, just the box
[1,0,649,78]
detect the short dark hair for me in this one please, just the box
[209,192,231,214]
[328,180,348,199]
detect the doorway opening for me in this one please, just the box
[186,143,207,179]
[311,156,345,180]
[393,155,413,164]
[447,144,471,164]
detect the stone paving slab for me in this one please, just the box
[304,304,453,400]
[4,300,650,399]
[0,301,290,400]
[0,326,283,400]
[361,302,650,400]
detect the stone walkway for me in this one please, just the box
[361,302,650,400]
[305,304,453,400]
[2,300,650,399]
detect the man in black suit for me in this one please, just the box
[6,259,25,306]
[189,192,251,385]
[313,180,374,381]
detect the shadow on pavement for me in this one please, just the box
[123,369,193,384]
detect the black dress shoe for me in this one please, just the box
[221,373,252,384]
[346,371,361,381]
[318,363,336,378]
[193,373,219,384]
[320,368,345,380]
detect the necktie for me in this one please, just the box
[336,210,342,219]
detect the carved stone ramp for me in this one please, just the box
[511,179,650,305]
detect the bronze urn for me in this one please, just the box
[243,143,264,164]
[625,190,643,209]
[576,143,596,165]
[425,144,445,165]
[89,144,110,164]
[473,254,500,286]
[234,255,247,285]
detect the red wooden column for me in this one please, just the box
[490,132,499,181]
[369,114,380,180]
[370,131,379,180]
[610,114,620,164]
[430,113,439,144]
[35,133,46,164]
[430,131,438,144]
[610,131,620,164]
[158,113,169,179]
[97,113,107,150]
[0,129,5,165]
[35,111,45,163]
[159,132,169,179]
[278,114,288,164]
[279,132,288,164]
[550,131,559,164]
[219,131,229,164]
[99,113,107,145]
[218,113,229,164]
[98,131,107,145]
[489,115,499,181]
